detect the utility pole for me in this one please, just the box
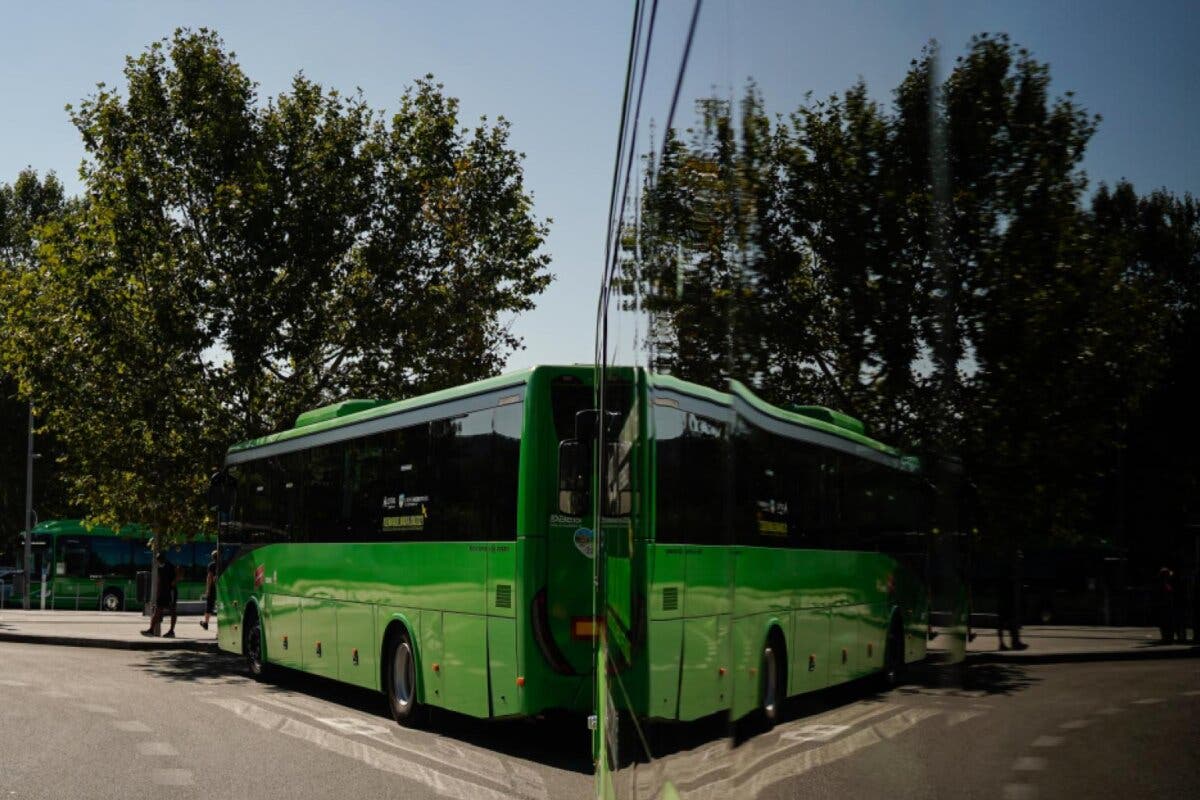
[22,403,33,610]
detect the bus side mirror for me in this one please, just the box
[207,470,237,515]
[558,440,588,516]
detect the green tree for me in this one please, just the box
[620,34,1199,554]
[0,28,551,542]
[0,170,72,553]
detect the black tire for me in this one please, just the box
[882,620,906,688]
[385,628,426,727]
[244,608,271,680]
[100,589,122,612]
[761,643,781,726]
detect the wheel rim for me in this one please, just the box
[393,641,415,709]
[763,646,777,716]
[248,620,263,672]
[102,594,118,611]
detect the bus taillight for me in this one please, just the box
[571,617,600,640]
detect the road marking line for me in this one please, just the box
[151,769,194,787]
[39,689,74,698]
[80,703,117,714]
[1059,719,1092,730]
[680,703,948,799]
[204,698,518,800]
[946,710,984,727]
[875,707,941,739]
[112,721,152,733]
[138,741,179,756]
[1182,690,1200,697]
[1013,756,1047,771]
[1003,783,1039,799]
[806,701,898,728]
[1131,698,1164,705]
[253,692,515,788]
[1031,736,1063,748]
[778,723,852,744]
[727,727,883,799]
[0,679,30,687]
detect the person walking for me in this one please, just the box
[1156,566,1176,644]
[995,559,1027,651]
[141,552,178,638]
[200,549,218,631]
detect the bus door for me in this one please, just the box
[54,536,99,609]
[543,376,636,681]
[15,534,52,607]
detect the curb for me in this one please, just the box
[0,631,218,652]
[963,645,1200,665]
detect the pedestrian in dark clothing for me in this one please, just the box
[141,553,178,638]
[996,566,1027,651]
[1156,566,1176,644]
[201,550,218,631]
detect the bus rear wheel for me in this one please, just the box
[761,643,781,726]
[882,621,906,689]
[385,628,426,727]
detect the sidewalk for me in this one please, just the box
[0,610,217,651]
[931,625,1200,664]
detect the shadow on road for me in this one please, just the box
[136,648,593,774]
[626,659,1041,765]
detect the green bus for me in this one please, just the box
[211,365,930,728]
[15,519,217,612]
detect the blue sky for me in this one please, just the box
[2,1,1195,371]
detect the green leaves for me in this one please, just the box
[621,35,1199,549]
[1,29,551,545]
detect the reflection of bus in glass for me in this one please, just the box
[16,519,216,611]
[597,372,930,725]
[211,365,929,729]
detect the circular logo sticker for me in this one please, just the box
[573,527,595,559]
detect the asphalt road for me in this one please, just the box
[615,658,1200,799]
[1,643,1197,799]
[0,642,592,800]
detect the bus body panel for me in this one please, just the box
[336,601,377,689]
[487,617,520,716]
[214,365,933,725]
[301,596,337,677]
[441,612,489,716]
[791,607,831,697]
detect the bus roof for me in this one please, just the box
[227,365,915,468]
[29,519,149,538]
[648,373,914,465]
[227,367,539,455]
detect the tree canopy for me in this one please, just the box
[0,28,552,540]
[621,34,1199,555]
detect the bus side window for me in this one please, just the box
[58,537,89,578]
[90,536,133,578]
[655,405,728,546]
[306,442,345,542]
[428,409,495,542]
[493,403,523,541]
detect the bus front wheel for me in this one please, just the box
[385,628,426,728]
[244,608,272,680]
[100,589,122,612]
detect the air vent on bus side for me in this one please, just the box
[495,584,512,609]
[662,586,679,611]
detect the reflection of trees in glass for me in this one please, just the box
[622,34,1199,548]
